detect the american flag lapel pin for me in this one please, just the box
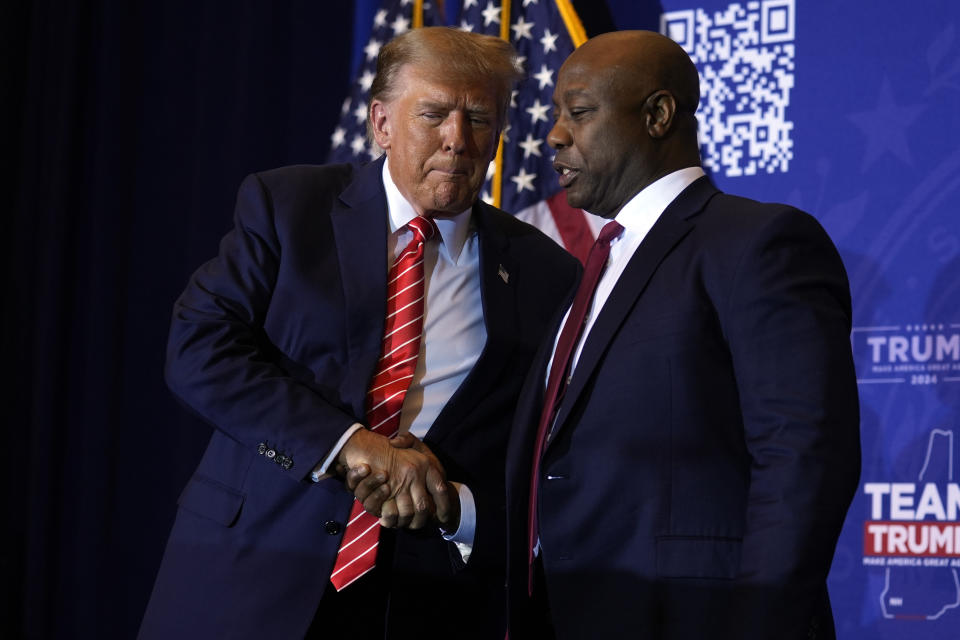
[498,264,509,284]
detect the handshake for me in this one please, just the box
[334,428,460,532]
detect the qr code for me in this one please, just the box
[661,0,795,177]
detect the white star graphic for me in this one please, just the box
[510,89,518,109]
[331,127,346,148]
[533,64,554,90]
[459,20,475,32]
[350,134,367,155]
[373,9,388,28]
[540,29,558,53]
[340,97,351,115]
[511,16,534,41]
[464,0,479,8]
[510,167,536,193]
[482,190,493,205]
[525,99,550,125]
[391,15,410,36]
[502,122,512,143]
[518,133,543,158]
[486,161,497,180]
[359,70,375,91]
[523,0,538,6]
[364,39,382,62]
[401,0,413,5]
[481,1,501,27]
[515,55,527,71]
[353,101,367,124]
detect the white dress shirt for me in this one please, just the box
[312,159,485,554]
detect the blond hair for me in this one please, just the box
[367,27,522,145]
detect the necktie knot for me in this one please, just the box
[596,220,624,247]
[407,216,438,244]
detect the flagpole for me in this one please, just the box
[490,0,512,208]
[499,0,512,40]
[554,0,586,47]
[413,0,423,27]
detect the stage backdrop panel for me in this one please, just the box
[650,1,960,637]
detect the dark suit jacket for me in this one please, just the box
[505,177,861,639]
[139,157,579,639]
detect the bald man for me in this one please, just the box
[504,31,860,639]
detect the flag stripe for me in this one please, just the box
[546,191,594,266]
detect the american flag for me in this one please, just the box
[327,0,600,263]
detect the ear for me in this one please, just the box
[645,90,677,139]
[370,99,392,150]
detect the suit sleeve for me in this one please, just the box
[723,208,860,631]
[165,172,357,480]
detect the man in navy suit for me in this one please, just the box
[504,31,861,639]
[139,27,578,640]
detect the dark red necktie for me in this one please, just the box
[526,220,624,593]
[330,215,437,591]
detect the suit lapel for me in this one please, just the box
[329,158,390,416]
[472,202,518,356]
[549,177,719,440]
[427,202,517,443]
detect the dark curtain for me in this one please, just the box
[3,2,351,637]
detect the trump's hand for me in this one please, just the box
[346,433,460,532]
[337,429,442,529]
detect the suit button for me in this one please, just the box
[265,449,276,459]
[325,520,342,535]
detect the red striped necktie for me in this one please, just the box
[329,215,438,591]
[526,219,624,593]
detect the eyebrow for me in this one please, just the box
[553,88,595,107]
[465,103,494,115]
[416,99,493,116]
[416,99,455,111]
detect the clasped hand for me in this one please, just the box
[335,429,459,531]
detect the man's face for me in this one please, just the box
[371,64,501,218]
[548,57,653,218]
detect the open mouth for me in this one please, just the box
[554,162,579,188]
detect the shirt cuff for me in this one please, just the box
[310,423,365,482]
[441,481,475,562]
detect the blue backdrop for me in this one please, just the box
[655,1,960,637]
[653,2,960,637]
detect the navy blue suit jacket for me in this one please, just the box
[140,158,579,639]
[505,177,861,639]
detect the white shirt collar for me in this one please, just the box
[613,166,706,231]
[382,158,473,264]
